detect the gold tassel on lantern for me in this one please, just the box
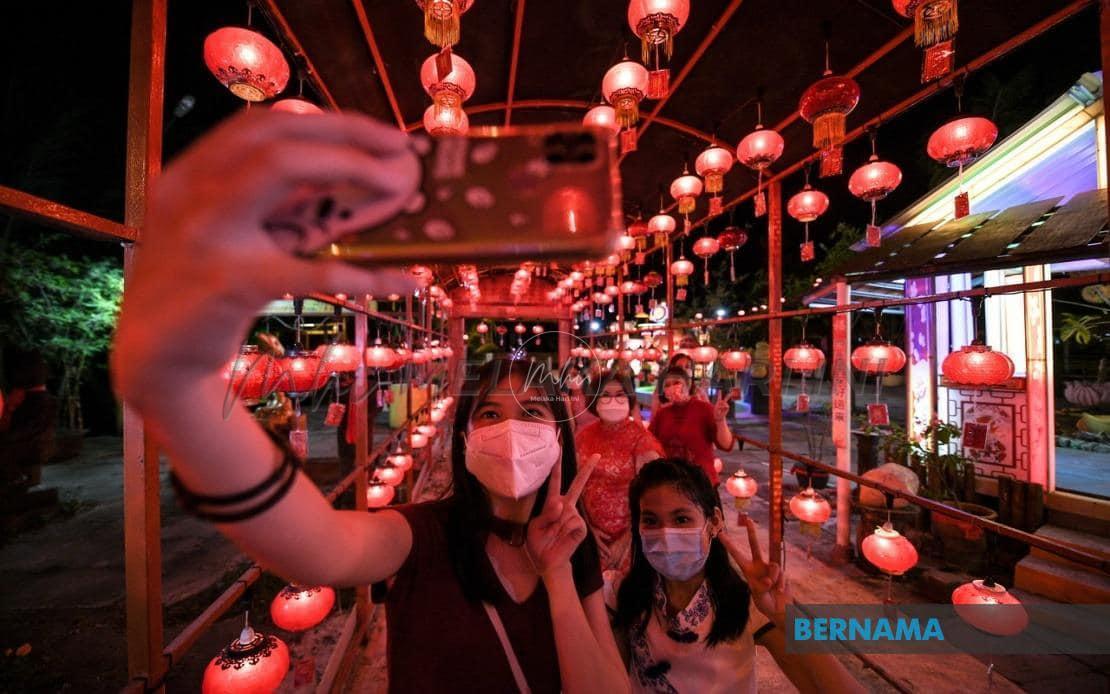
[914,0,958,48]
[421,0,466,49]
[811,112,847,151]
[611,91,641,128]
[703,173,724,195]
[677,197,695,215]
[638,15,678,63]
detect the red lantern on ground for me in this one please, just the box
[941,343,1014,386]
[893,1,959,82]
[416,0,473,48]
[670,257,694,288]
[784,344,826,374]
[602,59,649,128]
[423,104,468,136]
[951,579,1029,637]
[717,226,748,282]
[851,341,907,375]
[203,27,290,102]
[670,167,703,216]
[692,236,719,283]
[695,144,734,195]
[420,51,476,109]
[202,619,290,694]
[721,349,752,372]
[790,488,832,536]
[271,98,324,115]
[861,523,919,575]
[367,481,396,508]
[628,0,690,98]
[691,345,718,364]
[316,343,361,373]
[648,212,676,248]
[726,469,758,509]
[270,585,335,632]
[799,71,860,177]
[583,104,621,135]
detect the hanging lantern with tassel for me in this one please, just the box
[798,32,860,178]
[670,256,694,289]
[420,51,477,125]
[270,584,336,633]
[648,210,676,248]
[628,0,690,99]
[787,178,829,263]
[893,0,959,82]
[416,0,473,49]
[726,469,758,509]
[423,104,468,136]
[951,579,1029,637]
[203,27,290,102]
[695,143,734,216]
[628,215,650,253]
[735,94,784,217]
[716,225,748,282]
[790,487,832,537]
[849,130,903,246]
[927,114,997,219]
[583,104,621,136]
[670,166,703,216]
[692,236,720,284]
[602,58,649,129]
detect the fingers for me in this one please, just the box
[543,457,564,513]
[214,109,413,160]
[564,453,599,508]
[740,512,765,564]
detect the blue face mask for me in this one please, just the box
[640,525,710,581]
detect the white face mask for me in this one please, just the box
[596,399,629,423]
[465,418,561,499]
[640,525,710,581]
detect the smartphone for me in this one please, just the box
[264,125,623,266]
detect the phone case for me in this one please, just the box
[264,125,623,267]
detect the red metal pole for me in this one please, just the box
[350,0,407,129]
[123,0,166,689]
[665,240,675,354]
[504,0,527,126]
[0,185,137,242]
[353,307,371,629]
[767,180,783,565]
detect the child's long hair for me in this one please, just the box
[614,458,750,645]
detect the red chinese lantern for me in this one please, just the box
[514,323,527,335]
[928,116,997,218]
[670,167,703,216]
[389,446,415,471]
[721,349,752,372]
[270,584,335,632]
[367,481,396,508]
[717,226,748,282]
[620,280,645,295]
[643,346,662,361]
[726,469,758,509]
[411,349,430,365]
[851,341,906,375]
[203,27,290,102]
[532,324,544,335]
[692,236,719,283]
[271,98,323,115]
[788,183,830,263]
[799,69,860,177]
[410,432,429,449]
[849,130,903,231]
[784,344,825,374]
[648,212,676,248]
[420,51,476,109]
[713,457,724,474]
[602,59,649,128]
[893,1,959,82]
[377,464,405,487]
[416,0,473,48]
[627,216,651,251]
[223,347,282,402]
[628,0,690,98]
[941,343,1014,386]
[583,104,621,135]
[417,423,437,438]
[861,523,919,575]
[202,619,290,694]
[643,271,664,290]
[430,406,447,423]
[315,343,361,373]
[691,345,719,365]
[951,579,1029,637]
[423,104,468,136]
[790,488,832,536]
[617,233,638,258]
[670,256,694,288]
[694,144,734,195]
[736,97,785,216]
[277,352,328,395]
[620,348,636,362]
[394,346,412,364]
[476,322,489,334]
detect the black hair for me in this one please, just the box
[447,358,592,602]
[586,369,636,417]
[614,458,750,646]
[654,354,696,404]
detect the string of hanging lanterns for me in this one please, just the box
[735,91,785,218]
[848,129,903,247]
[786,171,830,264]
[893,0,960,83]
[627,0,690,99]
[798,26,860,178]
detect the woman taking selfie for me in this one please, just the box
[112,111,627,694]
[614,459,862,694]
[575,371,663,574]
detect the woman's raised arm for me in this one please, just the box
[112,110,423,586]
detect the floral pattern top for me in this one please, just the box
[575,419,664,571]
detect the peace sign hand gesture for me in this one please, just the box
[526,453,599,579]
[717,512,791,625]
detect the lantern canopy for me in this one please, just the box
[783,343,826,374]
[694,145,734,195]
[271,98,324,115]
[423,104,468,136]
[851,340,907,375]
[203,27,290,102]
[951,579,1029,637]
[270,584,336,632]
[927,116,998,169]
[861,523,919,575]
[420,51,477,107]
[582,105,621,134]
[602,59,650,127]
[416,0,474,48]
[202,621,290,694]
[941,343,1014,386]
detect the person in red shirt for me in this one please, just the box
[648,367,734,485]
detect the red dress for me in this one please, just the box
[648,399,721,485]
[575,419,664,571]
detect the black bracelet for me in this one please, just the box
[169,427,302,523]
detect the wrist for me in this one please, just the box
[540,563,575,587]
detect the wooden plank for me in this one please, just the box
[1013,189,1108,255]
[837,221,939,276]
[885,212,996,271]
[0,185,137,242]
[941,197,1062,264]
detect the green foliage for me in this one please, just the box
[878,419,973,502]
[1059,313,1107,345]
[0,236,123,430]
